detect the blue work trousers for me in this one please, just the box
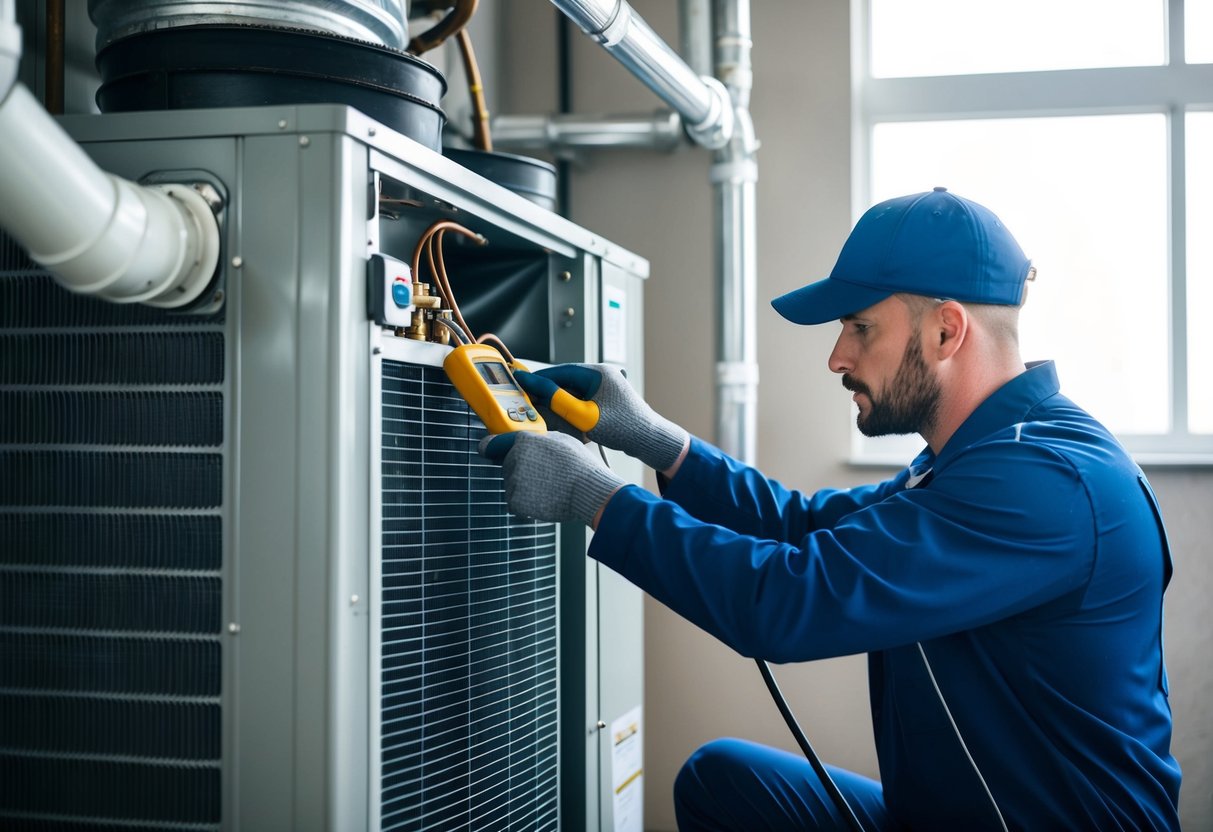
[674,738,901,832]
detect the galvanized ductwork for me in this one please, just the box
[89,1,446,151]
[88,0,410,51]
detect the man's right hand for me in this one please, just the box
[514,363,689,474]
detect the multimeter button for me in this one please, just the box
[508,409,524,422]
[525,408,539,421]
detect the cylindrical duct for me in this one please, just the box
[0,83,220,307]
[88,0,409,51]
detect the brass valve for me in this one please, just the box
[402,282,447,342]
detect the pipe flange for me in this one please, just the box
[684,75,734,151]
[139,183,222,308]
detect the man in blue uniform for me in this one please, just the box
[482,189,1182,830]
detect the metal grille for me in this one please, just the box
[0,239,224,831]
[380,361,559,832]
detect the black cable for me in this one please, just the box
[755,659,866,832]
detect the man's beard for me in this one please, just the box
[842,333,941,437]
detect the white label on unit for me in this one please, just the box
[603,285,628,364]
[611,705,643,832]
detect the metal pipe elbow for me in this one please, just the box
[684,75,734,151]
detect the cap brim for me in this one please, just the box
[771,277,893,325]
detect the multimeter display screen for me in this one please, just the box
[475,360,518,388]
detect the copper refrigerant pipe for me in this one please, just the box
[45,0,65,114]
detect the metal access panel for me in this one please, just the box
[0,104,648,832]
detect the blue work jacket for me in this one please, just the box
[589,361,1181,831]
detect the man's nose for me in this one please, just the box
[828,334,852,375]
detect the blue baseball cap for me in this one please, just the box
[772,187,1033,325]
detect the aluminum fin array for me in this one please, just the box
[0,232,224,831]
[380,361,559,832]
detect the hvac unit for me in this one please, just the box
[0,103,647,831]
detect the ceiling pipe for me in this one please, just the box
[0,3,220,307]
[712,0,758,463]
[548,0,733,150]
[493,110,683,152]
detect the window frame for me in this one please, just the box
[849,0,1213,466]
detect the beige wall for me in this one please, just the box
[498,3,1211,830]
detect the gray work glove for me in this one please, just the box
[479,430,626,526]
[513,363,688,472]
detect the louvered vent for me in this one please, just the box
[380,360,559,831]
[0,231,224,830]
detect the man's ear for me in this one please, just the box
[934,301,967,360]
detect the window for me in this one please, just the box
[869,0,1164,77]
[852,0,1213,464]
[1189,0,1213,62]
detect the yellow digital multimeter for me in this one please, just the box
[443,343,547,434]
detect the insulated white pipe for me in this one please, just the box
[0,4,219,308]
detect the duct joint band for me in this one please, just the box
[710,157,758,185]
[684,75,734,150]
[597,0,633,47]
[716,360,759,387]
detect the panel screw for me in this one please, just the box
[231,256,243,269]
[560,271,572,282]
[278,119,288,129]
[299,136,310,147]
[191,182,223,211]
[228,622,241,634]
[350,594,360,605]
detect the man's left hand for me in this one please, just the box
[480,431,626,527]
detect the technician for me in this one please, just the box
[482,188,1182,830]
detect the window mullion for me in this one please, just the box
[1169,0,1186,65]
[1169,106,1190,438]
[863,64,1213,123]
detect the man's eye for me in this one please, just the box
[853,323,871,335]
